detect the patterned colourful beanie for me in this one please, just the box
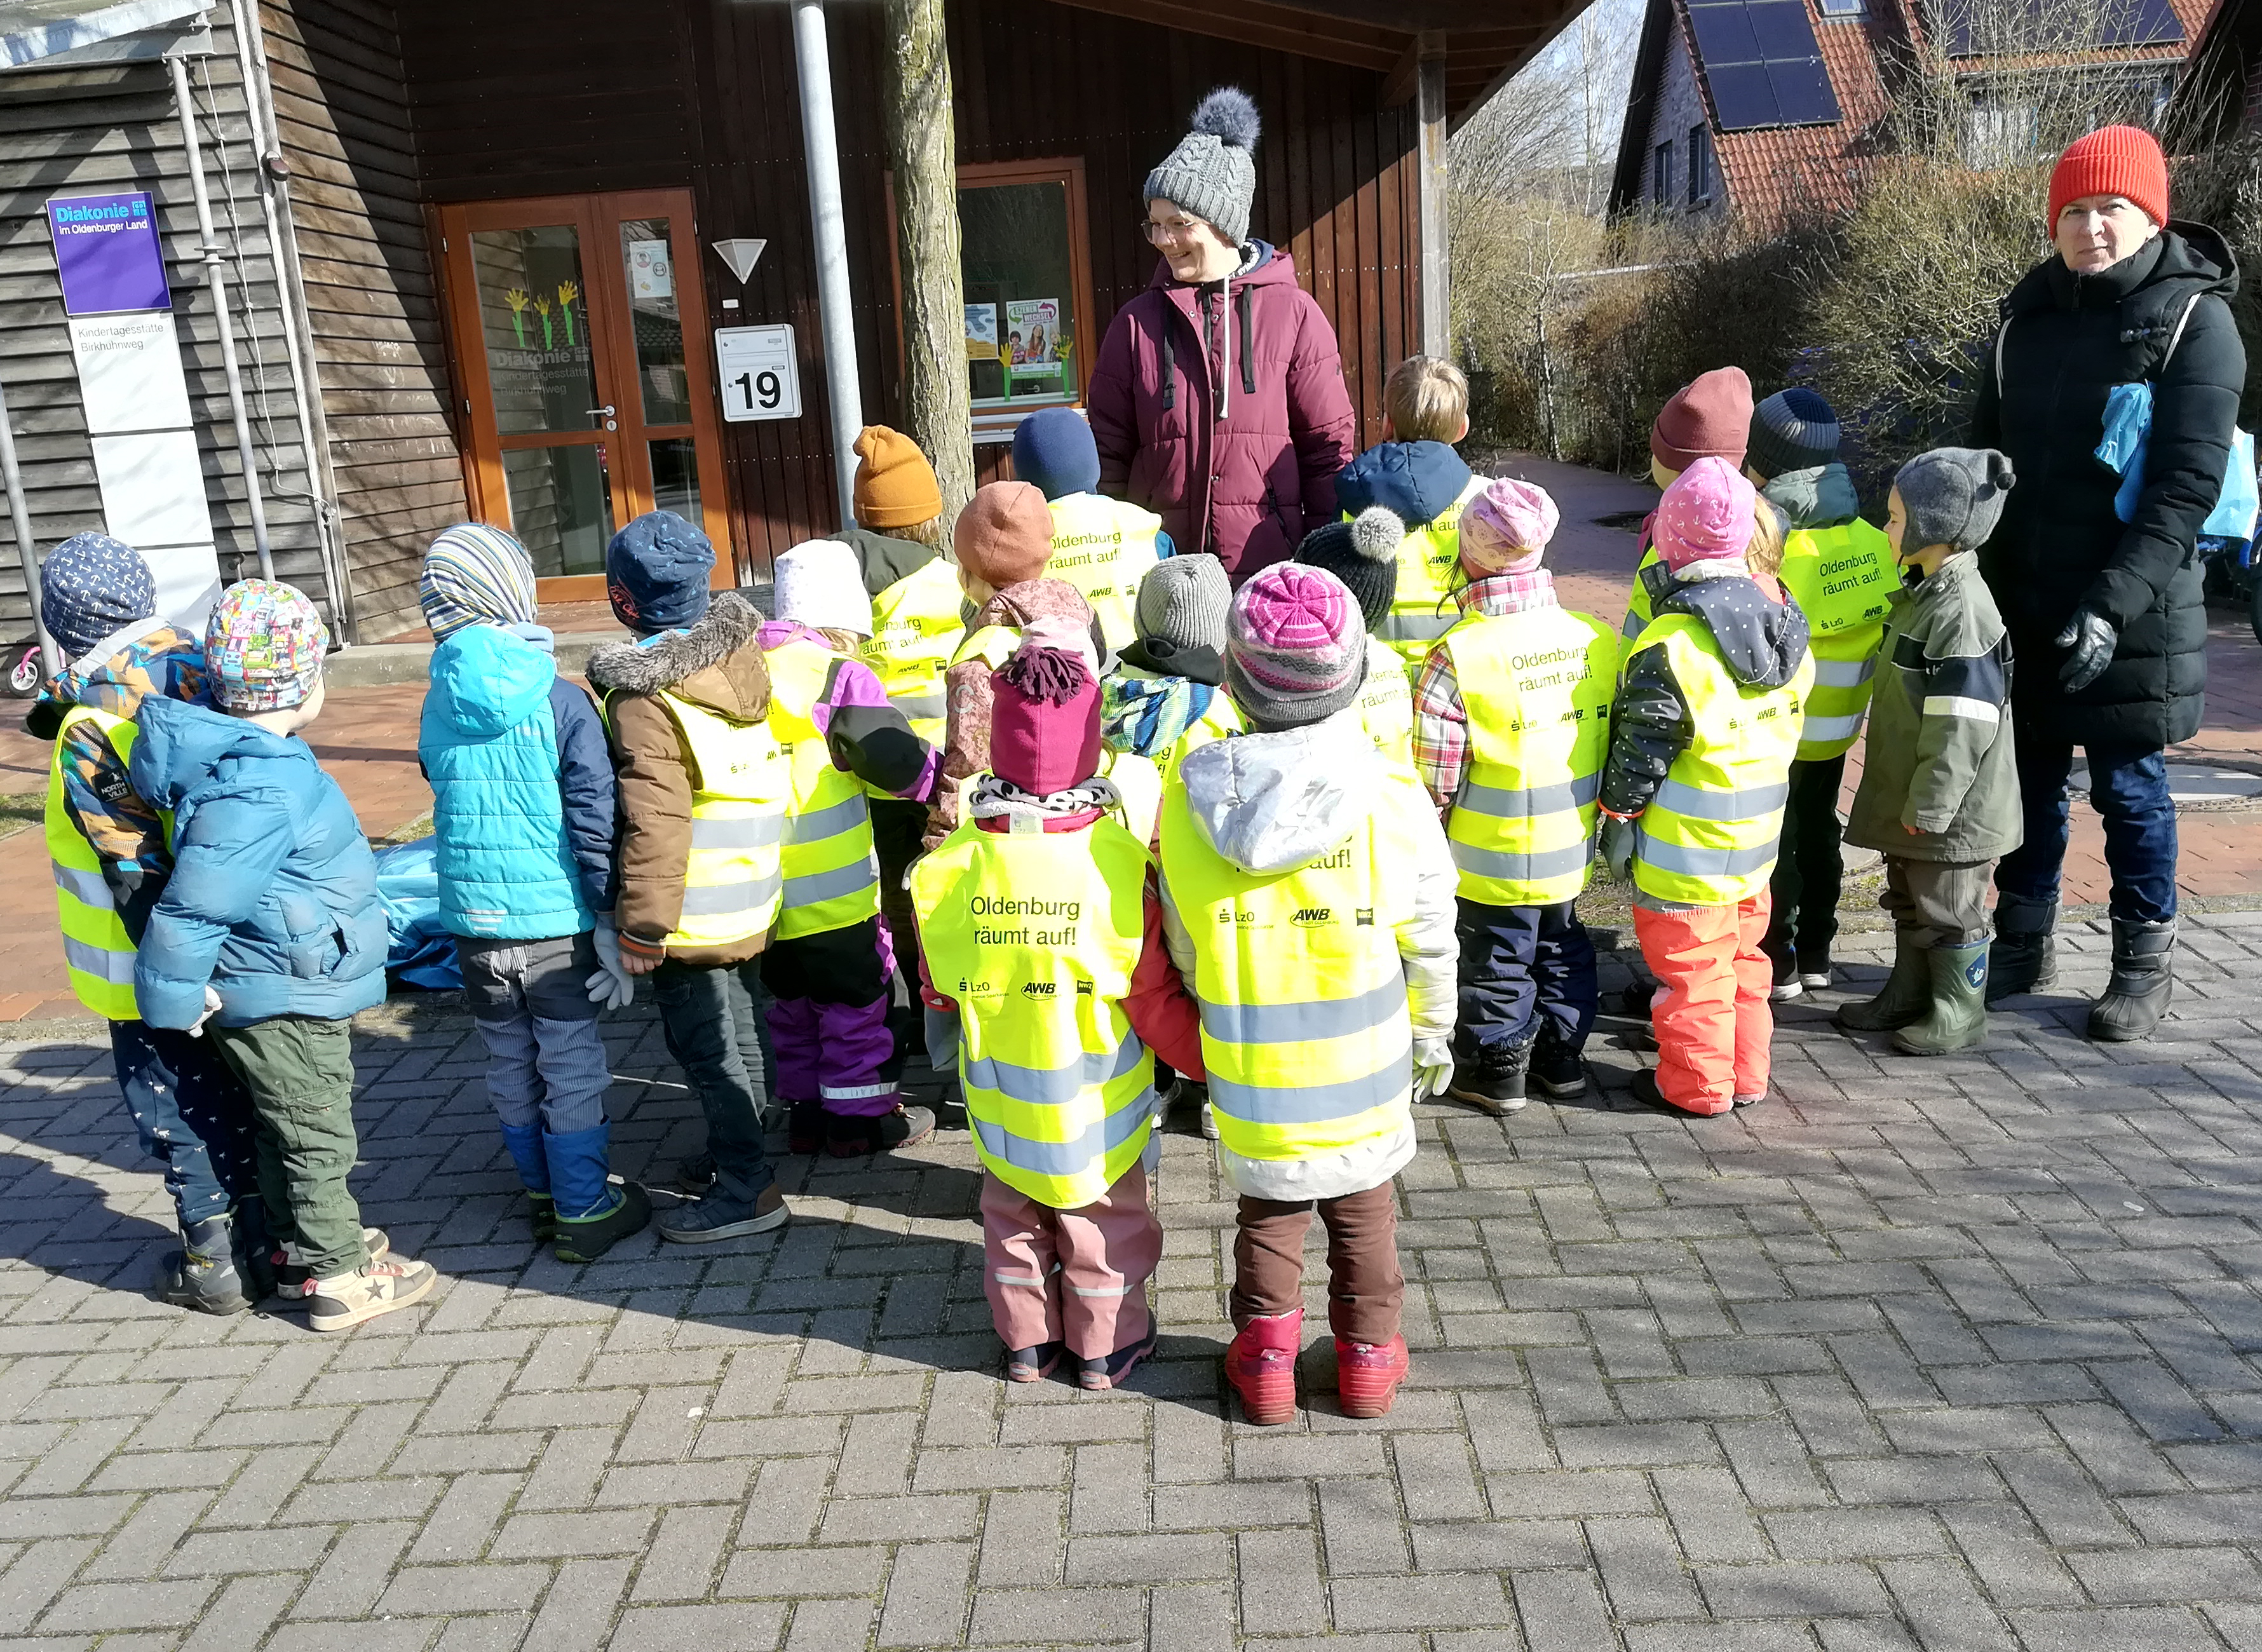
[205,579,329,712]
[1224,562,1366,731]
[419,523,538,642]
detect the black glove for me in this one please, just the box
[825,703,928,796]
[2055,606,2116,693]
[1118,635,1225,686]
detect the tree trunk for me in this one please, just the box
[883,0,975,524]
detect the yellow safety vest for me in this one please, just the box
[1045,493,1163,652]
[1440,602,1620,907]
[1159,768,1425,1164]
[1356,634,1416,776]
[1625,613,1813,905]
[608,689,789,951]
[1371,474,1486,675]
[764,635,883,940]
[911,814,1156,1207]
[862,557,962,750]
[952,623,1020,675]
[1777,521,1893,760]
[45,706,159,1020]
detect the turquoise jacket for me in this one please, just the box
[419,625,615,940]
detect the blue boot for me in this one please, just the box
[545,1124,651,1263]
[500,1122,555,1242]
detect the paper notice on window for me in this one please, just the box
[965,303,998,360]
[1006,299,1062,376]
[630,239,673,300]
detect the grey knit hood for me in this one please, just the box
[1177,707,1378,875]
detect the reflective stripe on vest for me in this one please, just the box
[1357,635,1416,773]
[1373,475,1486,674]
[625,689,789,949]
[1159,767,1425,1163]
[1778,521,1893,760]
[46,705,154,1020]
[764,636,881,940]
[1440,604,1620,907]
[909,815,1156,1207]
[1045,493,1162,653]
[1624,613,1812,905]
[863,557,963,748]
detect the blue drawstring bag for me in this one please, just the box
[372,837,462,990]
[2096,382,2259,538]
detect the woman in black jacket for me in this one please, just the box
[1971,125,2244,1042]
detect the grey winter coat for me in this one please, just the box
[1845,555,2021,863]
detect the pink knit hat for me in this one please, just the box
[989,641,1101,796]
[1459,478,1560,576]
[1225,562,1366,729]
[1655,456,1757,572]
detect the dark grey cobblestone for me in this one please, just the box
[0,916,2258,1646]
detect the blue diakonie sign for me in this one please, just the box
[48,191,170,315]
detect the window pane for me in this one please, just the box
[471,226,599,436]
[503,445,615,578]
[649,437,701,525]
[620,218,693,426]
[959,179,1076,409]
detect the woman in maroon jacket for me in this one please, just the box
[1086,88,1357,586]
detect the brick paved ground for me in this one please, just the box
[2,912,2259,1649]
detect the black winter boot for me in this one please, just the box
[1447,1038,1532,1115]
[1986,892,2058,1005]
[2088,917,2176,1043]
[159,1215,252,1315]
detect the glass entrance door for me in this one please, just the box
[438,190,730,595]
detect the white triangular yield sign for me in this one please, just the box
[711,239,768,285]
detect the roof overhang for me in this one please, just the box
[0,0,207,69]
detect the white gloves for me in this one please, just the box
[1412,1037,1454,1101]
[586,917,634,1011]
[189,985,222,1039]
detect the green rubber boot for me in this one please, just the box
[1833,927,1928,1033]
[1892,940,1991,1056]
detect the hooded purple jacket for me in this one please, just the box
[1087,244,1356,585]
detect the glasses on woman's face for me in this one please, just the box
[1141,217,1202,247]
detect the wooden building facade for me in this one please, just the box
[3,0,1566,642]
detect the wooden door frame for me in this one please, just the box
[432,187,736,601]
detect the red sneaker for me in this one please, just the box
[1336,1335,1410,1418]
[1224,1310,1301,1425]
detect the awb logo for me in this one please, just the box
[1020,982,1057,999]
[1291,907,1332,927]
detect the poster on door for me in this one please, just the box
[1005,299,1062,379]
[628,238,673,301]
[964,303,998,362]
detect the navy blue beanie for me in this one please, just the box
[1011,407,1101,501]
[606,511,715,632]
[41,532,156,663]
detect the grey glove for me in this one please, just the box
[2055,606,2116,693]
[585,917,633,1011]
[1597,815,1637,884]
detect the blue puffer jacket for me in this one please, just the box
[419,625,616,940]
[128,695,389,1029]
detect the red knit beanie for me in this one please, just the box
[1650,366,1754,473]
[989,642,1101,796]
[2049,126,2168,231]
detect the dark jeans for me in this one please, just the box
[653,958,776,1204]
[1454,898,1597,1054]
[1763,754,1847,968]
[208,1017,368,1279]
[111,1019,261,1229]
[1996,738,2177,924]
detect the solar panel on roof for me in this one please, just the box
[1937,0,2184,55]
[1686,0,1843,132]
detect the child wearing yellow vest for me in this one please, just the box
[1160,563,1459,1425]
[1414,479,1620,1114]
[1334,356,1489,676]
[1291,506,1419,777]
[914,637,1205,1390]
[1013,407,1174,652]
[1597,461,1814,1118]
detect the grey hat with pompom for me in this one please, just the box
[1294,505,1404,633]
[1144,88,1261,248]
[1893,447,2017,556]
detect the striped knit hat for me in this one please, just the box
[1224,562,1367,731]
[420,523,538,641]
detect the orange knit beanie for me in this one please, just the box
[2048,126,2168,231]
[851,425,944,530]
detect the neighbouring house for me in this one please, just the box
[2176,0,2262,140]
[0,0,1571,645]
[1608,0,2211,226]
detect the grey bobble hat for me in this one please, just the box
[1135,553,1231,654]
[1144,88,1261,248]
[1293,506,1404,632]
[1893,447,2017,555]
[1747,388,1841,479]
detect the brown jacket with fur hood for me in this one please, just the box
[584,593,775,966]
[926,579,1100,848]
